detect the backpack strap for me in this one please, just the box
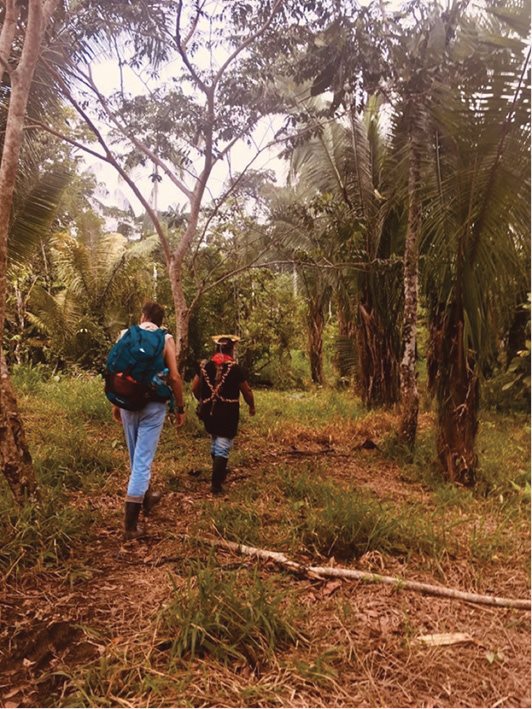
[198,360,239,415]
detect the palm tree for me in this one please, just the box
[421,3,530,484]
[28,230,159,369]
[267,187,334,385]
[283,108,404,404]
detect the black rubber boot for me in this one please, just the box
[211,456,228,495]
[212,453,230,480]
[142,486,162,516]
[124,502,143,540]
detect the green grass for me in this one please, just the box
[34,425,115,490]
[202,502,262,545]
[3,375,529,709]
[159,559,304,668]
[279,470,452,561]
[475,413,531,498]
[13,365,111,422]
[0,486,94,576]
[41,375,112,423]
[250,388,364,430]
[11,362,51,394]
[383,414,531,507]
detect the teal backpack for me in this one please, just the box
[104,325,173,411]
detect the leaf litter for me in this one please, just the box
[0,406,530,707]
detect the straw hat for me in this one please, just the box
[211,334,241,344]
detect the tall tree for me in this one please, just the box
[0,0,61,501]
[42,0,293,368]
[267,185,335,385]
[423,2,530,484]
[284,110,403,403]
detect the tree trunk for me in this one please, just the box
[357,301,400,408]
[169,258,191,373]
[308,300,325,385]
[0,0,60,500]
[399,134,422,447]
[335,290,357,383]
[0,354,36,501]
[428,304,478,486]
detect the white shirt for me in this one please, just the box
[119,321,172,344]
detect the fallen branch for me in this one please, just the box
[277,448,352,458]
[200,537,531,611]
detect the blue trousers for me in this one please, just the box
[121,402,167,503]
[211,436,233,459]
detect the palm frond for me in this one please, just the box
[8,170,71,264]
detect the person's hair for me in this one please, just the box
[217,340,234,355]
[142,301,165,326]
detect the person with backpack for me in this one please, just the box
[191,334,255,495]
[105,302,185,540]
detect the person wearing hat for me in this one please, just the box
[191,335,255,494]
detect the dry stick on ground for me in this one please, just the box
[197,537,531,611]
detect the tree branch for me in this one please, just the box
[201,537,531,611]
[181,0,206,49]
[212,0,285,88]
[52,70,173,265]
[175,0,209,94]
[25,118,107,162]
[190,242,273,309]
[0,0,18,72]
[74,65,194,201]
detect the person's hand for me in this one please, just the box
[112,405,122,423]
[174,412,185,429]
[249,405,256,417]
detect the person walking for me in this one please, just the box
[108,302,185,539]
[192,335,255,495]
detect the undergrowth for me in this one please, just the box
[279,470,452,561]
[159,559,304,668]
[2,375,529,709]
[0,488,93,577]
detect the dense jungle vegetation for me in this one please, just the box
[0,0,529,707]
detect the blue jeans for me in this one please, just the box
[211,436,233,459]
[121,401,167,503]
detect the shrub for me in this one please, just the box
[281,471,448,561]
[160,561,303,668]
[0,489,93,575]
[204,503,262,545]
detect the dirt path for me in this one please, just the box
[1,432,530,708]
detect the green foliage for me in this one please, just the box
[204,503,261,545]
[281,471,448,561]
[188,270,306,386]
[11,362,51,394]
[0,488,93,576]
[483,298,531,411]
[160,561,303,667]
[26,231,159,370]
